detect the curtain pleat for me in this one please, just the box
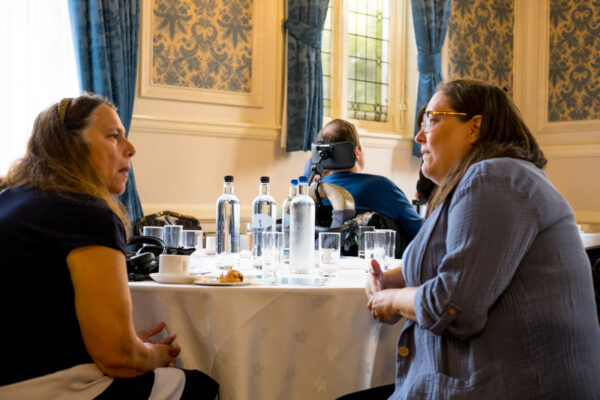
[411,0,452,156]
[284,0,330,152]
[68,0,143,226]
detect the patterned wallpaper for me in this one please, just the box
[446,0,514,94]
[548,0,600,122]
[151,0,253,93]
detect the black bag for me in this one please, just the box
[135,210,202,236]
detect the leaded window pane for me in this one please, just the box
[347,0,390,122]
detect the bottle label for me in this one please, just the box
[283,214,290,228]
[252,214,273,228]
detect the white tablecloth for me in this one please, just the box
[129,259,402,400]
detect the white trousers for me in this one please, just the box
[0,363,186,400]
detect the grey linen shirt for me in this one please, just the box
[393,158,600,399]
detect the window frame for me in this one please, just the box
[324,0,409,137]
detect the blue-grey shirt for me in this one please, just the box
[394,158,600,399]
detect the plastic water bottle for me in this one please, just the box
[289,176,315,274]
[252,176,277,268]
[282,179,298,264]
[216,175,240,268]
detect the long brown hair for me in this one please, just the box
[427,79,547,215]
[0,93,130,227]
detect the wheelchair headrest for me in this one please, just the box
[309,142,356,182]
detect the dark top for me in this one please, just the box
[0,186,126,386]
[321,171,423,241]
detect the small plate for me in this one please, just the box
[194,278,253,286]
[150,273,197,284]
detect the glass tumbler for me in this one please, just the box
[261,231,283,278]
[182,230,203,250]
[163,225,183,248]
[143,226,164,241]
[376,229,396,270]
[358,226,375,258]
[319,232,341,277]
[363,231,386,272]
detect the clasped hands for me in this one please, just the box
[138,321,180,368]
[366,259,404,325]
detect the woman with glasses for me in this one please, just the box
[340,79,600,399]
[0,94,218,399]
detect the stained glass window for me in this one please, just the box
[321,6,332,118]
[347,0,389,121]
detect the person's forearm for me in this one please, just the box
[394,287,417,322]
[92,338,164,378]
[383,267,406,289]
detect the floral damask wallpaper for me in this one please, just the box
[446,0,514,94]
[548,0,600,122]
[151,0,252,93]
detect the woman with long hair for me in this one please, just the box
[0,94,218,399]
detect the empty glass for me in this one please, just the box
[182,230,203,249]
[261,231,283,278]
[163,225,183,248]
[358,226,375,258]
[143,226,164,241]
[363,231,386,272]
[319,232,341,277]
[376,229,396,270]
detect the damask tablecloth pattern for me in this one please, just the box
[130,280,402,400]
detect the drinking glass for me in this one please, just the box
[363,231,386,272]
[376,229,396,270]
[182,230,203,249]
[358,226,375,258]
[262,232,283,278]
[143,226,164,241]
[163,225,183,248]
[319,232,341,277]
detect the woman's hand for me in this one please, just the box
[365,259,385,299]
[138,322,180,368]
[368,287,418,324]
[367,289,403,324]
[138,322,174,344]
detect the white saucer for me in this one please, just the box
[150,273,196,284]
[194,279,253,286]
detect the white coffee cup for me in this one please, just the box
[159,254,190,276]
[205,235,216,251]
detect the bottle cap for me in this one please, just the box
[224,175,234,182]
[298,176,308,183]
[260,176,270,183]
[291,179,298,185]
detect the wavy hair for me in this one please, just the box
[427,79,547,215]
[0,93,129,227]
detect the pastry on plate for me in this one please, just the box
[218,269,244,283]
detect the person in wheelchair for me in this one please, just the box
[309,119,423,252]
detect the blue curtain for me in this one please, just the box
[68,0,143,226]
[284,0,330,152]
[411,0,452,156]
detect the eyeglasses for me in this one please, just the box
[421,110,469,133]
